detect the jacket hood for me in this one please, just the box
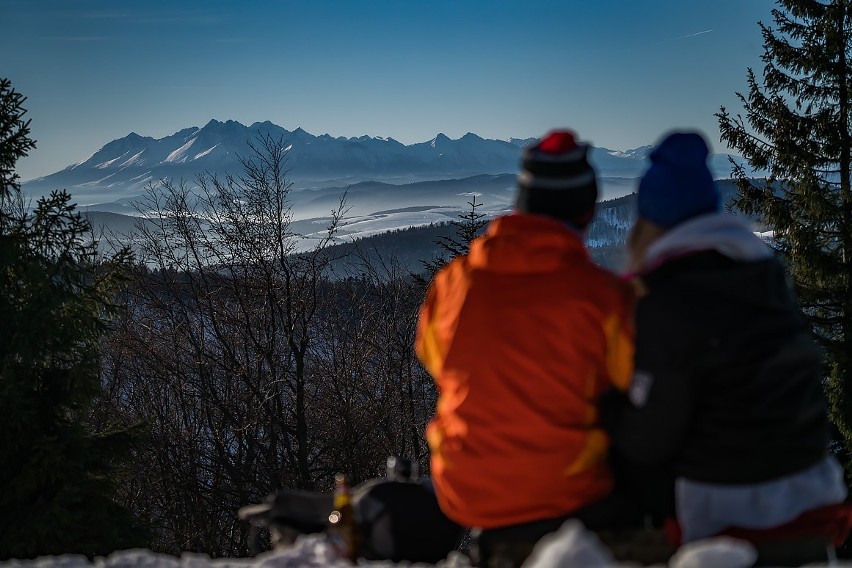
[643,212,772,271]
[468,213,588,274]
[642,213,792,314]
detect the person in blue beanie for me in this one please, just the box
[601,131,849,561]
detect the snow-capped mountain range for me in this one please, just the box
[21,120,752,254]
[23,119,745,204]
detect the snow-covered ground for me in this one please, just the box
[2,521,848,568]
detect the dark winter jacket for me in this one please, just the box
[605,216,830,484]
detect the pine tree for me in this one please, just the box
[0,78,147,558]
[717,1,852,470]
[417,194,488,284]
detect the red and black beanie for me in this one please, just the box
[516,130,598,229]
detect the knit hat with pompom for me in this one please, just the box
[516,130,598,229]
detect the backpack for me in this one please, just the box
[239,457,465,563]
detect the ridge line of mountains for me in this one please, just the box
[23,119,747,204]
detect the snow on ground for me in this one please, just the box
[334,211,455,240]
[2,521,849,568]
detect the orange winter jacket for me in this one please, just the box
[415,213,634,529]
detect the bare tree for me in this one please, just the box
[100,135,348,554]
[99,135,442,556]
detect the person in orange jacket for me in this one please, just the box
[415,130,637,566]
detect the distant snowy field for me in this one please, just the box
[2,522,848,568]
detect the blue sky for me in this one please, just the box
[3,0,777,181]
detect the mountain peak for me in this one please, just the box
[616,145,653,159]
[172,127,200,140]
[199,119,248,134]
[430,133,452,148]
[508,137,537,148]
[108,131,153,146]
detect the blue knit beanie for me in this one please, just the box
[637,131,720,228]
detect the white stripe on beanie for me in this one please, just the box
[517,169,596,190]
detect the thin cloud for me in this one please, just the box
[136,13,225,25]
[72,8,222,25]
[211,38,251,45]
[44,36,107,42]
[661,29,714,43]
[79,10,133,20]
